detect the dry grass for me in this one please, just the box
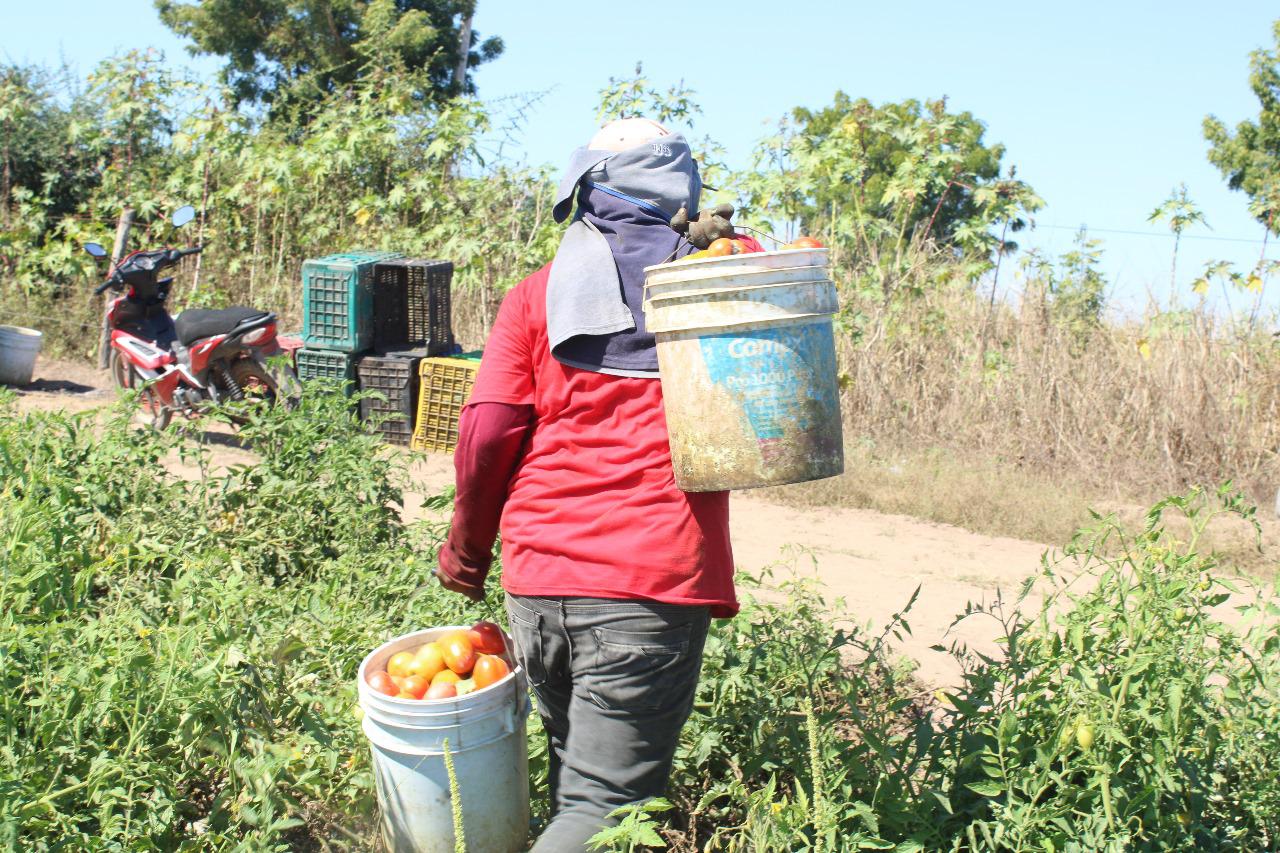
[770,440,1280,581]
[771,442,1095,546]
[832,279,1280,505]
[758,242,1280,579]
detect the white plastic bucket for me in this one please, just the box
[643,249,844,491]
[0,325,43,386]
[357,627,530,852]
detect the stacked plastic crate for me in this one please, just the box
[297,251,467,448]
[410,351,483,452]
[297,251,404,392]
[357,259,456,445]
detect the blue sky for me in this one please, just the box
[5,0,1279,310]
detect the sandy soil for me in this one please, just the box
[8,356,1064,688]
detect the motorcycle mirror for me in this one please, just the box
[171,205,196,227]
[83,242,108,258]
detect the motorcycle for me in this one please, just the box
[83,205,299,428]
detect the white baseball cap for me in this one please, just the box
[589,117,671,153]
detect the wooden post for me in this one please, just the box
[99,207,134,369]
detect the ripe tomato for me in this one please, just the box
[401,674,430,699]
[367,670,397,696]
[789,236,824,249]
[431,669,461,686]
[408,643,446,680]
[706,237,734,257]
[439,631,476,675]
[387,651,416,678]
[468,621,506,656]
[425,682,458,700]
[473,654,511,690]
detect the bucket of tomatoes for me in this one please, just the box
[357,620,531,851]
[359,619,517,703]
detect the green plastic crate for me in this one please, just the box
[295,347,359,395]
[302,250,403,352]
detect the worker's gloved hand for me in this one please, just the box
[435,564,485,602]
[670,203,736,249]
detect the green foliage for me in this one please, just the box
[1204,18,1280,233]
[0,385,497,849]
[3,385,1278,851]
[155,0,503,111]
[595,62,699,127]
[1020,228,1107,339]
[634,490,1280,852]
[1149,183,1208,303]
[1148,183,1208,239]
[752,93,1039,248]
[1,50,191,299]
[0,64,96,230]
[587,798,673,852]
[739,94,1040,303]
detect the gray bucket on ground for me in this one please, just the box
[0,325,43,386]
[643,248,844,491]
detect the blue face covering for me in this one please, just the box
[546,134,702,377]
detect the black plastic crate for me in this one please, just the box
[356,354,420,445]
[296,347,358,395]
[372,259,454,354]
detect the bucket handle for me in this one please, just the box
[733,223,787,247]
[656,224,786,267]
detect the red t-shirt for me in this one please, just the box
[469,263,738,617]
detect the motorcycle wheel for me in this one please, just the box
[221,358,281,426]
[108,349,172,430]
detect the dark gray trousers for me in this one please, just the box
[505,594,711,852]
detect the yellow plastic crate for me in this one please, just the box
[411,356,480,453]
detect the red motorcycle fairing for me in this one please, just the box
[110,330,204,410]
[188,334,228,375]
[111,330,174,369]
[105,294,127,325]
[147,366,185,408]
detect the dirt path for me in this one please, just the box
[9,356,1054,688]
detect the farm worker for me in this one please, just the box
[436,117,759,850]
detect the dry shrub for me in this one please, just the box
[773,443,1094,546]
[837,282,1280,508]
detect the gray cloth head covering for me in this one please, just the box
[546,133,702,376]
[552,134,702,224]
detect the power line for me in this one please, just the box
[1035,223,1271,245]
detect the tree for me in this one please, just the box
[1147,183,1207,307]
[788,93,1014,244]
[155,0,503,112]
[1204,19,1280,235]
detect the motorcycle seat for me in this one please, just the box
[175,307,271,346]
